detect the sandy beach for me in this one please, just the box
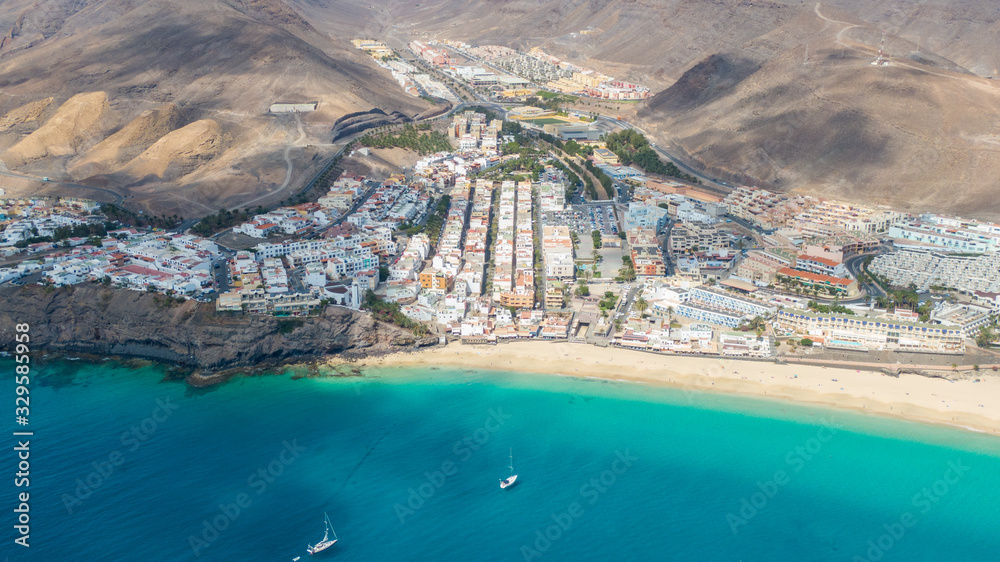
[334,342,1000,436]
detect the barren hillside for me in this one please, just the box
[68,103,184,179]
[294,0,1000,217]
[0,0,430,217]
[2,91,112,167]
[637,7,1000,218]
[2,0,998,217]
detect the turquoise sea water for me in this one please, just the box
[5,358,1000,561]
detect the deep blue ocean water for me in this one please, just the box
[4,357,1000,561]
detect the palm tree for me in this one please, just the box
[635,296,649,316]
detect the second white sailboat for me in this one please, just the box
[500,448,518,489]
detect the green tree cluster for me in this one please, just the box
[598,291,618,311]
[101,204,181,230]
[401,195,452,247]
[976,325,996,348]
[602,129,699,183]
[358,124,452,155]
[191,207,265,237]
[807,300,855,316]
[363,290,420,331]
[563,158,598,200]
[584,159,613,195]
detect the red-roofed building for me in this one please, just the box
[777,267,858,296]
[795,254,846,277]
[120,265,171,278]
[108,252,128,267]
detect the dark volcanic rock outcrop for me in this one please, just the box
[0,285,433,375]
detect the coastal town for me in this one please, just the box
[3,108,999,364]
[6,3,1000,561]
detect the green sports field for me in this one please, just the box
[522,117,569,125]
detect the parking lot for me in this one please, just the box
[540,204,618,237]
[580,204,618,237]
[540,208,583,230]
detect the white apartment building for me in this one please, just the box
[795,254,847,278]
[888,217,1000,254]
[719,332,772,357]
[774,308,965,354]
[542,225,574,279]
[870,249,1000,294]
[931,303,994,338]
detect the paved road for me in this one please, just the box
[844,250,887,300]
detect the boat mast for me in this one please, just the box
[326,513,337,540]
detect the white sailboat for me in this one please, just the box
[306,512,338,555]
[499,448,518,489]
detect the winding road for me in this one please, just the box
[844,250,888,300]
[241,114,308,209]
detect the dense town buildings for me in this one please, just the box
[724,186,813,230]
[4,100,998,361]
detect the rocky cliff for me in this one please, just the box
[0,285,435,383]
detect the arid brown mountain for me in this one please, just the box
[0,0,430,217]
[634,6,1000,218]
[291,1,1000,85]
[1,0,998,217]
[291,0,1000,217]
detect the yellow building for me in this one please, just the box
[499,291,534,309]
[501,89,535,98]
[419,269,450,291]
[544,287,564,309]
[593,148,619,165]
